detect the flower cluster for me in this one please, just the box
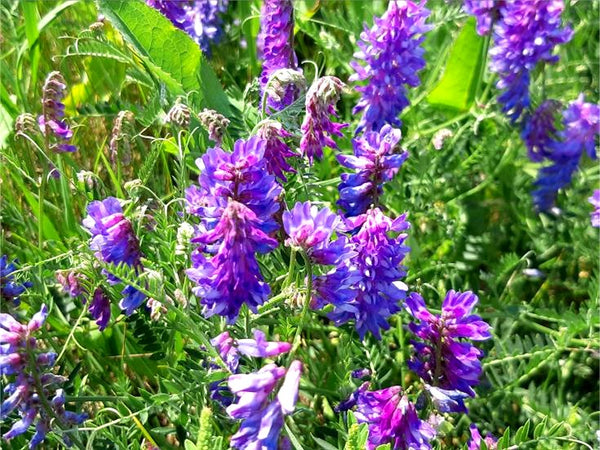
[1,256,32,306]
[463,0,500,36]
[468,424,498,450]
[186,137,282,322]
[589,190,600,228]
[300,76,348,163]
[531,95,600,211]
[405,290,491,404]
[354,385,435,450]
[38,71,76,153]
[1,305,87,448]
[255,120,297,181]
[197,108,230,146]
[329,208,410,339]
[227,360,302,449]
[258,0,299,112]
[488,0,572,122]
[147,0,228,56]
[337,125,407,217]
[521,100,561,162]
[83,197,146,316]
[350,0,430,134]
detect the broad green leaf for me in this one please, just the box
[97,0,232,116]
[427,17,484,111]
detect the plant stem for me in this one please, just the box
[289,252,312,357]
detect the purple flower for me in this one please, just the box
[463,0,501,36]
[489,0,572,122]
[255,120,298,181]
[227,360,302,449]
[521,100,561,162]
[55,271,84,298]
[337,125,407,217]
[1,256,32,306]
[532,95,600,211]
[589,190,600,228]
[354,386,435,450]
[405,290,491,398]
[187,201,278,322]
[38,71,77,153]
[300,76,348,163]
[468,424,498,450]
[350,0,431,134]
[423,384,469,414]
[328,209,410,340]
[147,0,228,56]
[89,288,111,331]
[335,381,369,413]
[1,306,86,448]
[82,197,146,316]
[258,0,299,112]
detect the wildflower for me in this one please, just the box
[197,108,230,145]
[0,305,87,448]
[354,385,435,450]
[431,128,453,151]
[227,360,302,449]
[255,119,297,181]
[1,256,32,307]
[423,384,469,414]
[38,71,77,153]
[14,113,38,137]
[463,0,500,36]
[82,197,146,316]
[468,424,498,450]
[147,0,228,56]
[109,110,135,166]
[166,98,191,128]
[262,69,305,112]
[329,209,410,340]
[532,95,600,211]
[89,288,111,331]
[351,368,371,380]
[300,76,347,163]
[489,0,572,122]
[55,271,84,298]
[521,100,561,162]
[589,190,600,228]
[335,381,369,412]
[350,0,431,134]
[337,125,407,217]
[258,0,299,112]
[405,290,491,397]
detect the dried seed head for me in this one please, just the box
[109,110,135,165]
[166,98,191,128]
[198,108,230,146]
[15,113,38,137]
[265,69,305,105]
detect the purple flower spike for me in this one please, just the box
[405,290,491,397]
[521,100,562,162]
[211,331,240,372]
[338,125,407,217]
[468,424,498,450]
[1,256,33,307]
[489,0,572,122]
[355,386,435,450]
[350,0,431,134]
[255,120,298,181]
[258,0,299,112]
[589,190,600,228]
[39,71,77,153]
[89,288,111,331]
[237,329,292,359]
[300,76,348,163]
[329,208,410,340]
[463,0,501,36]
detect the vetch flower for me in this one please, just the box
[521,100,561,162]
[589,190,600,228]
[354,385,435,450]
[489,0,572,122]
[0,305,87,448]
[337,125,407,217]
[89,288,111,331]
[350,0,431,134]
[300,76,347,163]
[227,360,302,449]
[468,424,498,450]
[463,0,501,36]
[258,0,299,112]
[328,208,410,340]
[255,120,297,181]
[38,71,77,153]
[198,108,230,146]
[1,256,32,307]
[405,290,491,397]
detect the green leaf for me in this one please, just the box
[97,0,232,116]
[184,440,198,450]
[427,17,484,111]
[514,419,531,443]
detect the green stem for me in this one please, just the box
[284,249,297,288]
[289,252,313,357]
[37,174,46,281]
[396,315,406,389]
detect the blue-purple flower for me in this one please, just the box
[1,305,87,448]
[405,290,491,398]
[255,120,298,181]
[354,385,435,450]
[468,424,498,450]
[463,0,500,36]
[38,71,76,153]
[89,288,111,331]
[350,0,430,134]
[300,76,348,163]
[589,190,600,228]
[337,125,407,217]
[521,100,561,162]
[328,208,410,340]
[489,0,572,122]
[147,0,228,56]
[1,256,32,307]
[258,0,299,112]
[82,197,146,316]
[227,360,302,449]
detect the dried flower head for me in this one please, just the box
[198,108,230,145]
[109,110,135,166]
